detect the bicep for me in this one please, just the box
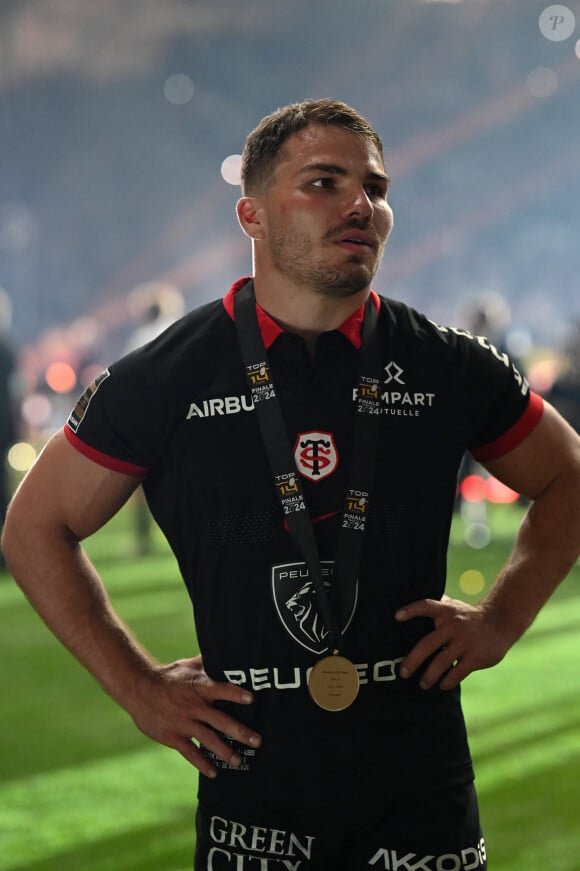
[481,401,580,499]
[7,429,143,541]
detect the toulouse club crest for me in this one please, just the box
[293,430,338,482]
[271,561,358,654]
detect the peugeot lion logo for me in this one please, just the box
[271,561,358,654]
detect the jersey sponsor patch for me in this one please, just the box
[67,370,110,433]
[293,430,338,481]
[271,561,358,654]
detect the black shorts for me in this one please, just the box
[194,782,486,870]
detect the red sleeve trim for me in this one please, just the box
[471,391,544,462]
[64,425,148,477]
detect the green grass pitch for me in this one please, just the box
[1,501,579,870]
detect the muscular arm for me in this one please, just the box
[397,402,580,689]
[1,430,261,775]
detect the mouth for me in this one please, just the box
[333,228,377,254]
[336,235,375,255]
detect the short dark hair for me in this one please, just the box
[240,99,384,194]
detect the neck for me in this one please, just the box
[252,276,369,352]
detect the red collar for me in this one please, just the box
[223,277,380,350]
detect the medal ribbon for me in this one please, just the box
[234,280,383,656]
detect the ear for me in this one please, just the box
[236,196,267,241]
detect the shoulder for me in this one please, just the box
[378,295,525,380]
[66,297,235,439]
[379,296,464,346]
[111,298,235,387]
[378,295,472,364]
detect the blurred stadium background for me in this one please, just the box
[1,0,580,869]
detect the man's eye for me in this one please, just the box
[312,178,334,189]
[365,184,386,199]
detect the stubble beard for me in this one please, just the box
[268,228,384,298]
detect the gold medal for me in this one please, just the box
[308,653,360,711]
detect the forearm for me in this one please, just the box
[483,472,580,641]
[3,519,156,709]
[398,475,580,690]
[398,406,580,690]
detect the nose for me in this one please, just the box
[342,185,373,222]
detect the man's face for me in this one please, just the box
[255,124,393,297]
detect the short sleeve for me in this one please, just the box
[64,350,167,476]
[452,329,543,459]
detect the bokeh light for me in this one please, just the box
[459,569,486,595]
[464,522,492,549]
[45,361,77,394]
[163,74,195,105]
[527,357,560,393]
[460,473,521,505]
[526,67,559,99]
[221,154,243,186]
[21,393,53,428]
[486,477,519,504]
[7,442,38,472]
[460,474,487,502]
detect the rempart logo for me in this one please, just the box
[384,360,405,385]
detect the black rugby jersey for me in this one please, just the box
[65,277,543,813]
